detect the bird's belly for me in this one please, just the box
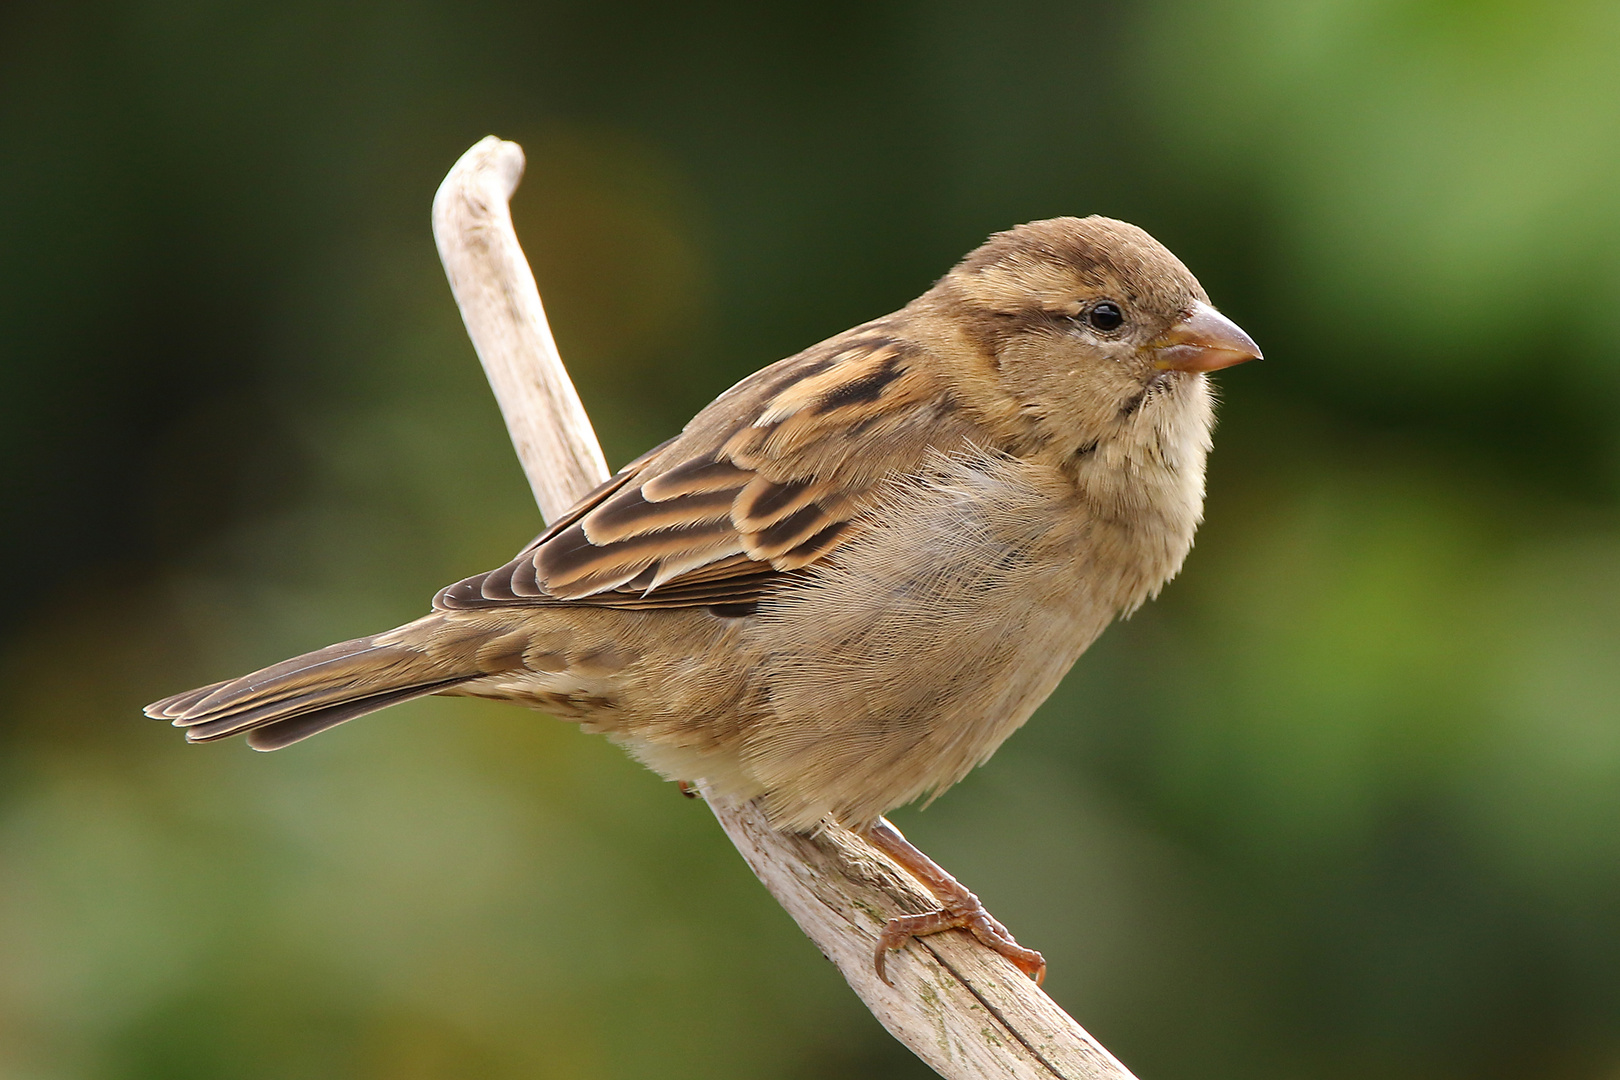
[728,450,1116,830]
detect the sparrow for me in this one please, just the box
[146,216,1260,983]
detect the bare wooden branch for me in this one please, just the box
[432,136,609,524]
[430,135,1141,1080]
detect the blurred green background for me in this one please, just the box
[4,1,1620,1077]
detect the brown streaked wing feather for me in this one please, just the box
[435,321,976,612]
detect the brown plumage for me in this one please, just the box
[146,216,1260,980]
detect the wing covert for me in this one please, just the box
[436,318,975,613]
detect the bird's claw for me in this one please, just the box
[873,896,1046,986]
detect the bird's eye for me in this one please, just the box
[1085,301,1124,332]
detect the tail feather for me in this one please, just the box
[144,615,481,749]
[147,676,236,720]
[242,680,471,751]
[152,636,400,724]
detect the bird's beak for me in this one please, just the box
[1150,302,1262,373]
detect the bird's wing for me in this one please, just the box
[435,322,976,612]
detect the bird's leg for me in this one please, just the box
[862,818,1046,986]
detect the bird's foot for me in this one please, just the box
[862,818,1046,986]
[873,893,1046,986]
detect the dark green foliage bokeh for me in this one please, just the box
[5,2,1620,1077]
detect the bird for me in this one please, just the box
[146,215,1260,983]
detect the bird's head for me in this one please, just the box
[932,216,1260,455]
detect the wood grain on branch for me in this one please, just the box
[431,134,1141,1080]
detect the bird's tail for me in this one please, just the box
[144,613,483,751]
